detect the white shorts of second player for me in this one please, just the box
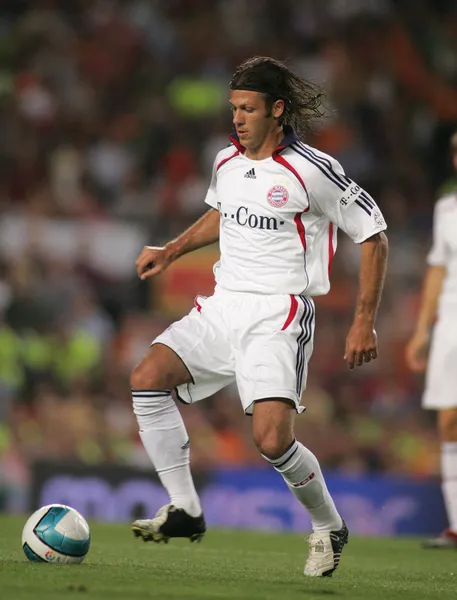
[422,318,457,410]
[153,287,315,415]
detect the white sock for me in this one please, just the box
[263,440,342,533]
[132,389,202,518]
[441,442,457,532]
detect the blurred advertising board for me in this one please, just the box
[30,462,446,536]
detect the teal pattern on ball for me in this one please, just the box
[34,506,90,557]
[23,542,46,562]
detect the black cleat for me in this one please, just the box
[132,504,206,544]
[304,519,349,577]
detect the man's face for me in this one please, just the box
[229,90,283,150]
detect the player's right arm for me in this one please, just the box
[136,208,220,280]
[405,265,446,372]
[136,150,224,280]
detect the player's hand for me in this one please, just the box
[344,321,378,370]
[135,245,173,280]
[405,330,429,373]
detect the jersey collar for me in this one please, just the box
[228,125,299,155]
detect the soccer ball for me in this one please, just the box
[22,504,90,564]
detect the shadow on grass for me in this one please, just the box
[1,559,90,568]
[271,579,341,596]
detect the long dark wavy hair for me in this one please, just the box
[229,56,325,139]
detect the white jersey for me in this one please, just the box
[204,127,387,296]
[427,191,457,319]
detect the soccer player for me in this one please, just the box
[131,57,388,577]
[406,132,457,549]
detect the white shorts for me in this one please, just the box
[422,319,457,410]
[153,287,315,414]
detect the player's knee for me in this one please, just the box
[130,360,162,391]
[253,427,291,460]
[438,409,457,442]
[131,344,191,391]
[252,401,295,459]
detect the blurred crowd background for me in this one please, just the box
[1,0,457,511]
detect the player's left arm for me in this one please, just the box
[344,231,388,370]
[305,153,389,369]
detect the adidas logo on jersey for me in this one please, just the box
[244,168,256,179]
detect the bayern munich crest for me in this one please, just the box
[267,184,289,207]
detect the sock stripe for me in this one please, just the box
[132,394,171,398]
[131,388,172,393]
[132,390,172,396]
[263,439,299,468]
[275,445,299,469]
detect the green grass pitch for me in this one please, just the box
[1,515,456,600]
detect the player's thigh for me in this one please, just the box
[438,408,457,442]
[236,295,315,415]
[152,294,235,403]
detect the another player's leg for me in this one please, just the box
[130,343,205,543]
[252,400,348,577]
[423,407,457,549]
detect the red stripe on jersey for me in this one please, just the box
[228,135,247,153]
[294,212,306,250]
[216,150,239,171]
[272,154,307,191]
[194,297,203,312]
[281,294,299,331]
[328,222,335,275]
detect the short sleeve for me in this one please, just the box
[308,155,387,243]
[427,202,450,266]
[204,158,218,209]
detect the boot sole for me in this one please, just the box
[132,525,205,544]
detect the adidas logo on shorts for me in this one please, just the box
[244,168,256,179]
